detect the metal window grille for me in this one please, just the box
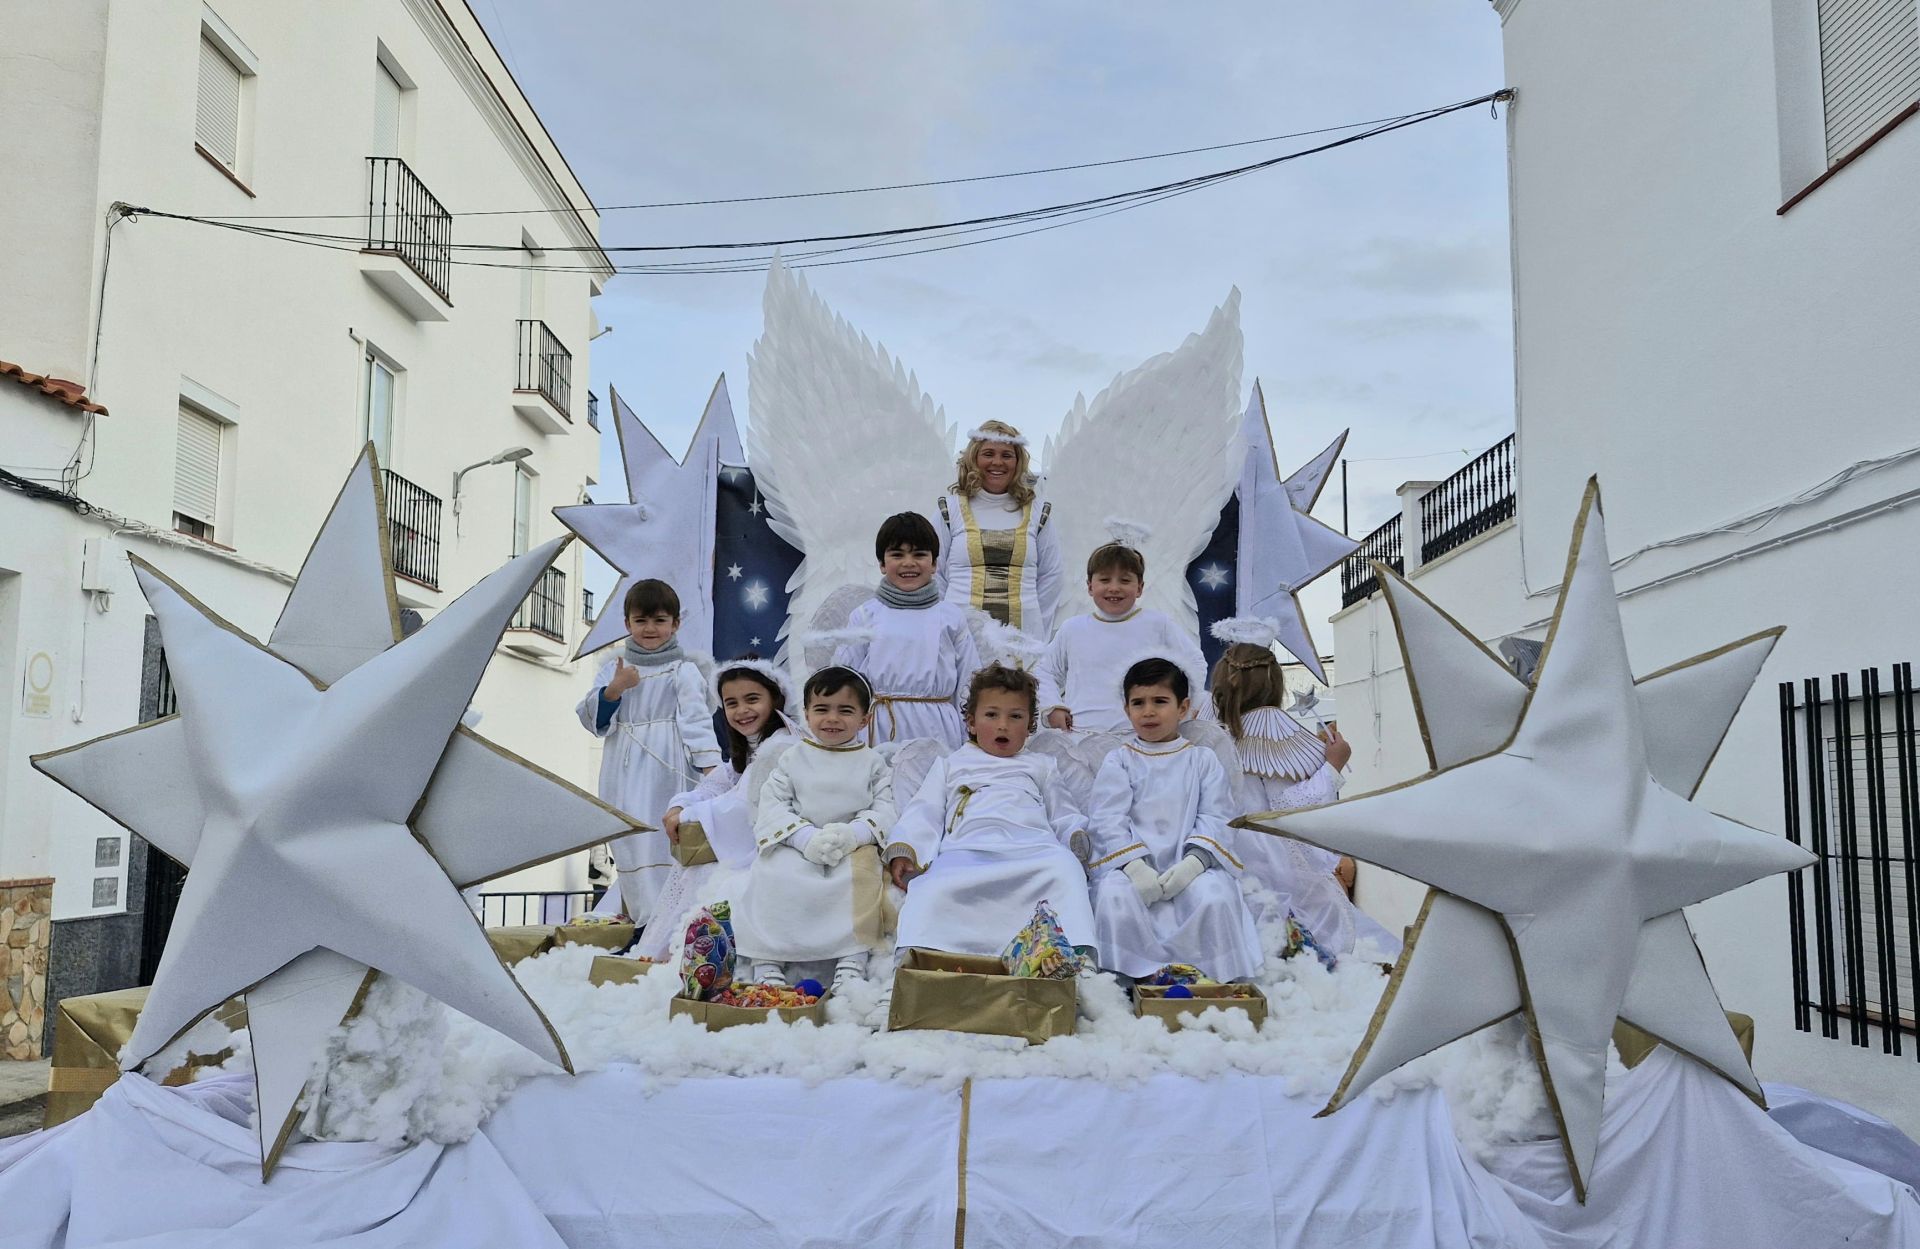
[516,320,572,418]
[1779,663,1919,1056]
[586,390,600,431]
[1419,434,1516,565]
[364,156,451,303]
[477,890,602,928]
[511,566,567,642]
[582,586,596,624]
[382,468,442,590]
[1340,515,1403,608]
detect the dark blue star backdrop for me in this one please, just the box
[1186,495,1239,676]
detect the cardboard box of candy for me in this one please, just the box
[587,955,657,988]
[670,819,718,867]
[486,918,635,966]
[45,988,247,1128]
[1133,983,1268,1031]
[886,948,1077,1045]
[669,988,829,1031]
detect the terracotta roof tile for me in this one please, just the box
[0,359,107,415]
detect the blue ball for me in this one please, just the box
[795,978,825,998]
[1164,984,1193,999]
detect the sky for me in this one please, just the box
[471,1,1515,647]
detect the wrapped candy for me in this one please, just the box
[1142,964,1215,987]
[713,983,821,1009]
[1000,900,1083,980]
[679,902,736,1001]
[1280,911,1337,971]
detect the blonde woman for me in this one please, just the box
[936,420,1063,632]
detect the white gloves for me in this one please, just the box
[1123,859,1163,906]
[802,823,855,867]
[1157,853,1208,901]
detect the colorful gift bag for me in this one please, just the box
[679,901,736,1001]
[999,900,1084,980]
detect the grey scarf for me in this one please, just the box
[624,637,685,667]
[876,580,941,610]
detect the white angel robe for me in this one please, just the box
[577,656,722,926]
[734,740,895,963]
[1231,706,1401,959]
[889,745,1097,957]
[1086,738,1263,981]
[936,490,1062,633]
[1037,608,1210,735]
[833,598,982,749]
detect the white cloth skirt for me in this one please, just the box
[734,846,887,962]
[1091,868,1264,981]
[894,845,1096,958]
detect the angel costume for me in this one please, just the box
[1086,738,1263,981]
[734,740,894,967]
[1231,706,1401,958]
[1037,608,1210,735]
[937,490,1062,632]
[833,589,982,749]
[888,745,1097,957]
[577,643,722,926]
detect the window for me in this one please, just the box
[195,9,257,180]
[512,465,534,555]
[1818,0,1920,161]
[174,403,223,540]
[363,348,397,465]
[373,59,403,158]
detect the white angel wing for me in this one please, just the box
[747,258,957,660]
[1177,718,1245,796]
[743,733,802,818]
[801,585,878,671]
[878,737,953,810]
[1040,290,1245,634]
[1023,728,1104,811]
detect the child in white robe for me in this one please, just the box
[637,657,799,962]
[735,666,895,992]
[833,511,982,750]
[1039,527,1209,736]
[888,663,1098,957]
[1210,629,1401,958]
[1088,658,1264,982]
[577,579,721,927]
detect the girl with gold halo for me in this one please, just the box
[935,420,1063,632]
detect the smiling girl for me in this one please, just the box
[936,421,1063,634]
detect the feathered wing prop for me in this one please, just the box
[1040,290,1245,634]
[747,258,957,660]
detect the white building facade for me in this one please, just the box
[0,0,612,1016]
[1331,0,1920,1130]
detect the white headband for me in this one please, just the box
[965,426,1028,448]
[711,657,794,708]
[1210,616,1282,650]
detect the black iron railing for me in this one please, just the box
[582,586,595,624]
[586,390,599,431]
[1340,515,1403,608]
[365,156,452,303]
[511,566,566,641]
[478,890,602,927]
[1420,434,1516,564]
[1780,663,1918,1055]
[516,320,572,419]
[383,468,442,590]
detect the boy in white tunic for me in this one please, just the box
[1088,658,1263,982]
[576,579,721,927]
[888,663,1098,957]
[833,512,983,749]
[735,666,894,992]
[1039,527,1209,736]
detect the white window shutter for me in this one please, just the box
[1818,0,1920,161]
[175,405,222,527]
[197,34,243,167]
[373,62,402,158]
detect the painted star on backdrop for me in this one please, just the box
[749,495,764,517]
[557,375,743,658]
[726,563,744,581]
[1236,480,1813,1201]
[744,581,771,610]
[1234,382,1355,683]
[33,450,638,1177]
[1197,563,1230,591]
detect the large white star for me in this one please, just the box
[556,376,742,657]
[744,581,771,611]
[33,450,639,1177]
[1236,480,1814,1200]
[1234,382,1355,683]
[1196,562,1229,591]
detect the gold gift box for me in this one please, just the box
[1133,983,1268,1031]
[486,919,636,966]
[669,991,829,1031]
[587,954,658,987]
[886,948,1077,1045]
[671,820,718,867]
[45,987,247,1128]
[1614,1010,1753,1069]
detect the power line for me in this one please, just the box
[196,98,1495,223]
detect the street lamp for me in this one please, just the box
[451,446,533,534]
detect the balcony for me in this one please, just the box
[506,566,568,657]
[1419,434,1515,565]
[1340,514,1403,609]
[513,319,572,434]
[383,468,442,592]
[361,157,451,322]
